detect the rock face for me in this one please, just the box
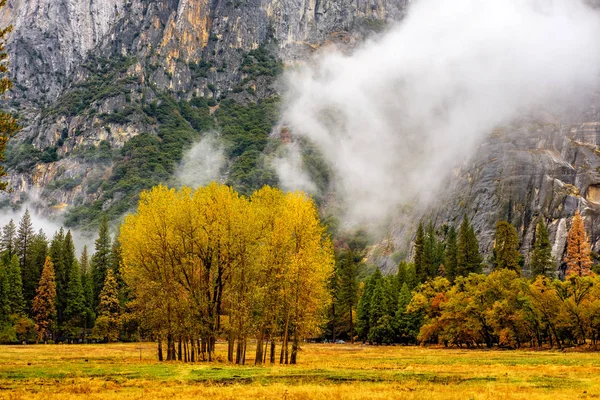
[0,0,408,219]
[2,0,600,275]
[384,106,600,275]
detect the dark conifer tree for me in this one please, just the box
[23,230,48,311]
[493,220,522,274]
[91,217,112,309]
[5,255,25,316]
[414,223,425,282]
[1,219,16,262]
[530,218,554,277]
[445,226,458,282]
[456,216,482,277]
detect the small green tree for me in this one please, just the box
[5,255,25,316]
[445,226,458,282]
[457,216,482,277]
[414,223,425,283]
[493,220,522,274]
[24,230,48,310]
[530,218,554,277]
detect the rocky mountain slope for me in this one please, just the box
[2,0,600,275]
[0,0,407,227]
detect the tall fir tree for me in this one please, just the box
[368,275,386,341]
[79,246,95,341]
[564,210,593,277]
[395,282,420,344]
[24,230,48,311]
[530,218,554,277]
[64,254,85,339]
[397,261,407,288]
[414,223,425,283]
[404,262,418,290]
[337,249,359,342]
[32,257,57,342]
[0,263,9,326]
[445,226,458,282]
[49,228,66,326]
[15,210,34,293]
[96,269,121,341]
[356,268,382,342]
[91,217,112,309]
[422,223,435,280]
[5,255,25,316]
[456,216,483,277]
[493,220,522,274]
[1,220,15,262]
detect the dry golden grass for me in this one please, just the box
[1,343,599,399]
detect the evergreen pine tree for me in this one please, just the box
[414,223,425,283]
[530,218,554,277]
[337,249,359,342]
[48,229,66,326]
[565,210,593,277]
[397,261,407,288]
[457,216,483,277]
[356,269,382,342]
[445,226,458,282]
[422,223,435,280]
[91,217,112,309]
[64,254,85,339]
[493,220,522,274]
[79,246,95,342]
[395,283,418,344]
[1,220,16,262]
[15,210,34,273]
[5,255,25,316]
[32,257,57,342]
[23,230,48,311]
[0,263,10,325]
[368,273,385,335]
[95,269,121,341]
[405,262,418,289]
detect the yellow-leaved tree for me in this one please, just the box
[120,183,334,364]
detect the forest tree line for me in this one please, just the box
[329,211,600,348]
[2,185,599,359]
[0,183,334,365]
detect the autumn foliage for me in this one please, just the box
[120,183,334,364]
[32,257,57,342]
[565,211,593,277]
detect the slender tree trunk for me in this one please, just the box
[270,340,275,364]
[255,329,264,365]
[183,340,188,363]
[242,339,247,365]
[290,331,299,364]
[158,338,164,362]
[236,338,243,364]
[191,339,196,363]
[201,337,207,361]
[228,331,234,363]
[178,338,183,361]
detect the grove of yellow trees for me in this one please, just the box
[120,183,334,364]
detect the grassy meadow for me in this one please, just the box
[0,343,599,399]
